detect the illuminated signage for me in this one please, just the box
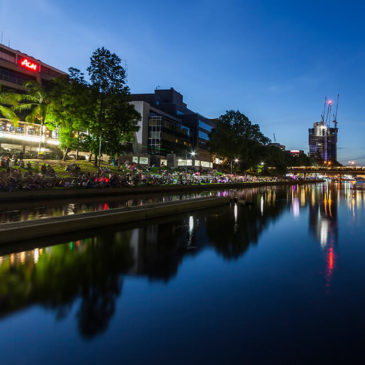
[20,58,38,71]
[139,157,149,165]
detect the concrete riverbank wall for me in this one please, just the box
[0,180,322,203]
[0,197,229,244]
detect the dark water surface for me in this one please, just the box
[0,190,216,223]
[0,183,364,364]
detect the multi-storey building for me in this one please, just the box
[130,88,216,168]
[0,43,66,92]
[308,121,338,162]
[0,44,66,153]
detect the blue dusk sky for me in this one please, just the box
[0,0,364,164]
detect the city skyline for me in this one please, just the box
[1,0,364,164]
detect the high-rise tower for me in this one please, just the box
[308,96,339,163]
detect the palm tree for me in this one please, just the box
[0,86,20,123]
[14,81,52,154]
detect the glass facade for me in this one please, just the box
[198,130,209,140]
[0,66,36,85]
[148,115,192,156]
[0,48,16,64]
[198,120,214,132]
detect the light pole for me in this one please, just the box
[231,158,239,174]
[186,151,196,173]
[98,136,102,168]
[260,161,264,175]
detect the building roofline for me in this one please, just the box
[0,42,67,75]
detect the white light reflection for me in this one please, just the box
[260,196,264,215]
[189,215,194,234]
[34,248,39,264]
[187,215,195,249]
[320,219,329,247]
[292,198,300,217]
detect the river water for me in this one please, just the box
[0,182,363,364]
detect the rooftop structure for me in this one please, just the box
[130,88,216,167]
[308,96,339,163]
[0,43,66,91]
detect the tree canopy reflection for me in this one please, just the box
[0,187,290,339]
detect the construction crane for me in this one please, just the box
[333,94,340,129]
[325,98,333,127]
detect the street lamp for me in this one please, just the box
[259,161,265,175]
[186,151,196,172]
[231,158,239,174]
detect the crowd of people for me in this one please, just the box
[0,157,293,192]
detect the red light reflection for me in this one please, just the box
[328,247,334,271]
[325,246,335,290]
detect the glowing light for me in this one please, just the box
[20,58,38,71]
[320,219,329,247]
[292,197,300,217]
[260,196,264,215]
[189,216,194,233]
[0,131,59,145]
[328,247,334,270]
[328,99,333,105]
[33,248,39,264]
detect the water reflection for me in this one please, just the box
[0,187,289,337]
[309,185,338,247]
[0,182,364,343]
[0,191,216,224]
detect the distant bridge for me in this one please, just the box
[288,166,365,175]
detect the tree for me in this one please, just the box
[263,146,291,175]
[12,81,54,154]
[48,68,91,160]
[209,110,270,171]
[86,47,140,166]
[0,86,20,123]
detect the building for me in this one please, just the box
[268,142,286,151]
[130,88,216,168]
[289,149,304,157]
[309,97,339,163]
[0,43,66,92]
[308,121,338,162]
[0,44,66,154]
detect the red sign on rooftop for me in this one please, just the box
[19,58,38,71]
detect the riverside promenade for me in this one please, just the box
[0,179,321,203]
[0,197,229,244]
[0,179,323,245]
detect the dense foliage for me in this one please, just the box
[0,48,141,163]
[209,110,312,173]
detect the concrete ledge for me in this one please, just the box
[0,180,322,202]
[0,196,229,244]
